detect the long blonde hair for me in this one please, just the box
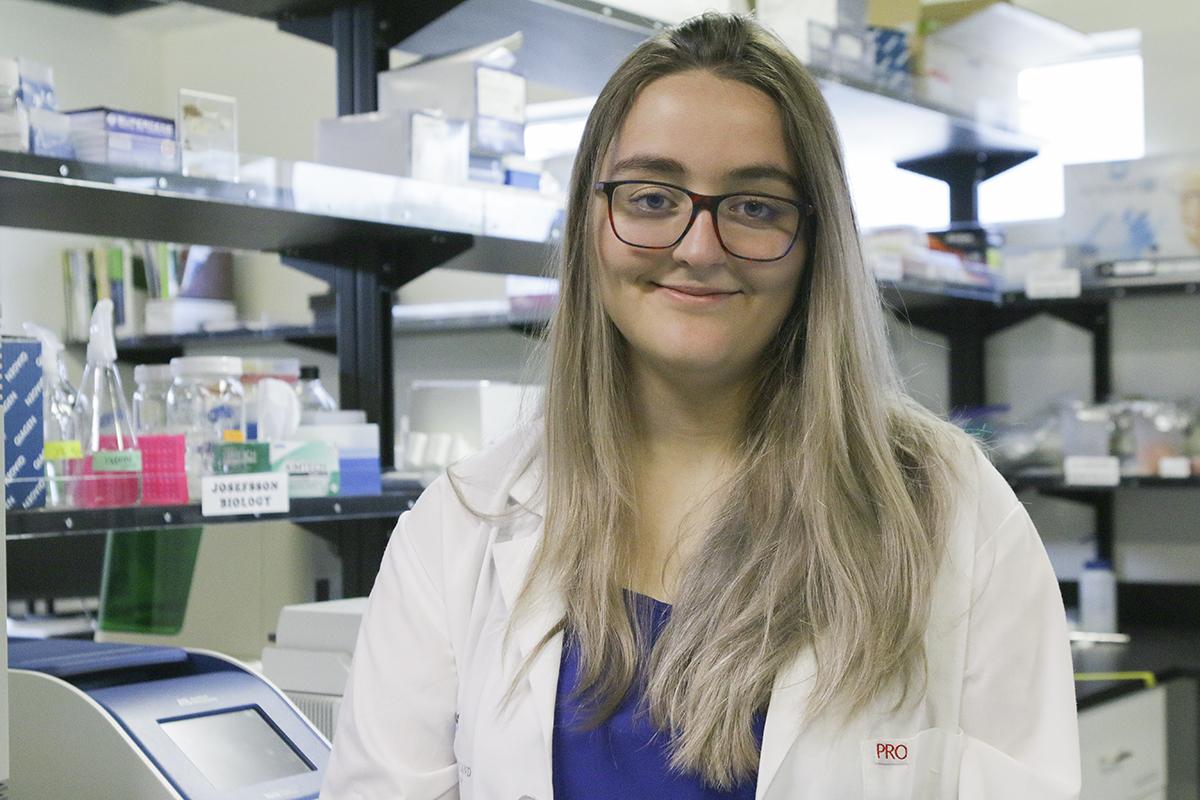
[511,12,969,788]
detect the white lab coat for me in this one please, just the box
[322,428,1081,800]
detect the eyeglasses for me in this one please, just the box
[594,179,814,262]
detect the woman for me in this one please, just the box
[322,13,1079,800]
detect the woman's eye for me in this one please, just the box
[732,199,777,219]
[629,191,676,212]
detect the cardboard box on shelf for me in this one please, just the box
[2,337,46,510]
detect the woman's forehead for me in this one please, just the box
[605,71,794,185]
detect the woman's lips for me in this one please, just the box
[653,283,740,304]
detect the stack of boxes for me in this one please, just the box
[758,0,1089,129]
[67,107,177,172]
[317,33,528,187]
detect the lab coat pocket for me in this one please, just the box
[861,727,963,799]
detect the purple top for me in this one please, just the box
[552,593,765,799]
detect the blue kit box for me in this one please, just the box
[3,336,46,509]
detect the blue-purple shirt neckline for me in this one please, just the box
[552,591,765,799]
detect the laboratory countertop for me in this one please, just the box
[1074,626,1200,710]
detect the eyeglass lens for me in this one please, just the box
[609,183,801,261]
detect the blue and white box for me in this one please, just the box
[292,423,381,497]
[67,107,175,140]
[2,336,46,510]
[1065,155,1200,262]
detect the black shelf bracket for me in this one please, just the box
[897,148,1036,225]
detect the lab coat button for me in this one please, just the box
[517,796,535,800]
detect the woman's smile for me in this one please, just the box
[651,282,742,305]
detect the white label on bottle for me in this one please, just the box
[1025,269,1082,299]
[1063,456,1120,487]
[1158,457,1191,479]
[201,473,289,517]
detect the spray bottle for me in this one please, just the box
[77,299,140,506]
[22,321,82,507]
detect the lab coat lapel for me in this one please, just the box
[490,466,564,778]
[755,646,818,800]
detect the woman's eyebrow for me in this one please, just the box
[610,155,687,177]
[726,164,799,188]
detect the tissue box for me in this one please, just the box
[378,34,526,157]
[316,110,469,183]
[2,337,46,510]
[270,440,341,498]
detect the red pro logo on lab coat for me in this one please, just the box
[874,741,910,765]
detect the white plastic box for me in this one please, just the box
[316,110,469,183]
[377,33,526,157]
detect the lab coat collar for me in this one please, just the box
[491,519,563,782]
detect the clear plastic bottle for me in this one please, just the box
[166,356,245,498]
[242,357,300,440]
[296,365,338,413]
[77,299,140,507]
[132,363,174,434]
[23,322,82,507]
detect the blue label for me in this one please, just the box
[207,404,237,424]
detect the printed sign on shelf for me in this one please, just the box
[201,472,290,517]
[1157,457,1192,479]
[1025,269,1082,299]
[1063,456,1121,487]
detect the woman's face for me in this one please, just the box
[594,70,808,389]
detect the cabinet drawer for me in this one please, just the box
[1079,686,1167,800]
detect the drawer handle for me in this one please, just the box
[1099,750,1134,770]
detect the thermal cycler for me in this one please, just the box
[8,637,330,799]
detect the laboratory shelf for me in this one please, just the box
[396,0,1040,164]
[1001,265,1200,306]
[0,151,558,279]
[83,325,340,362]
[1006,472,1200,495]
[4,489,422,540]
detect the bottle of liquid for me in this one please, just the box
[296,365,338,413]
[1079,558,1118,633]
[22,322,83,507]
[76,299,140,507]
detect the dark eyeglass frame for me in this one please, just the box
[594,179,816,262]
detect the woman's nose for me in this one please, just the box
[671,209,727,269]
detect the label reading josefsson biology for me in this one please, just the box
[201,473,290,517]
